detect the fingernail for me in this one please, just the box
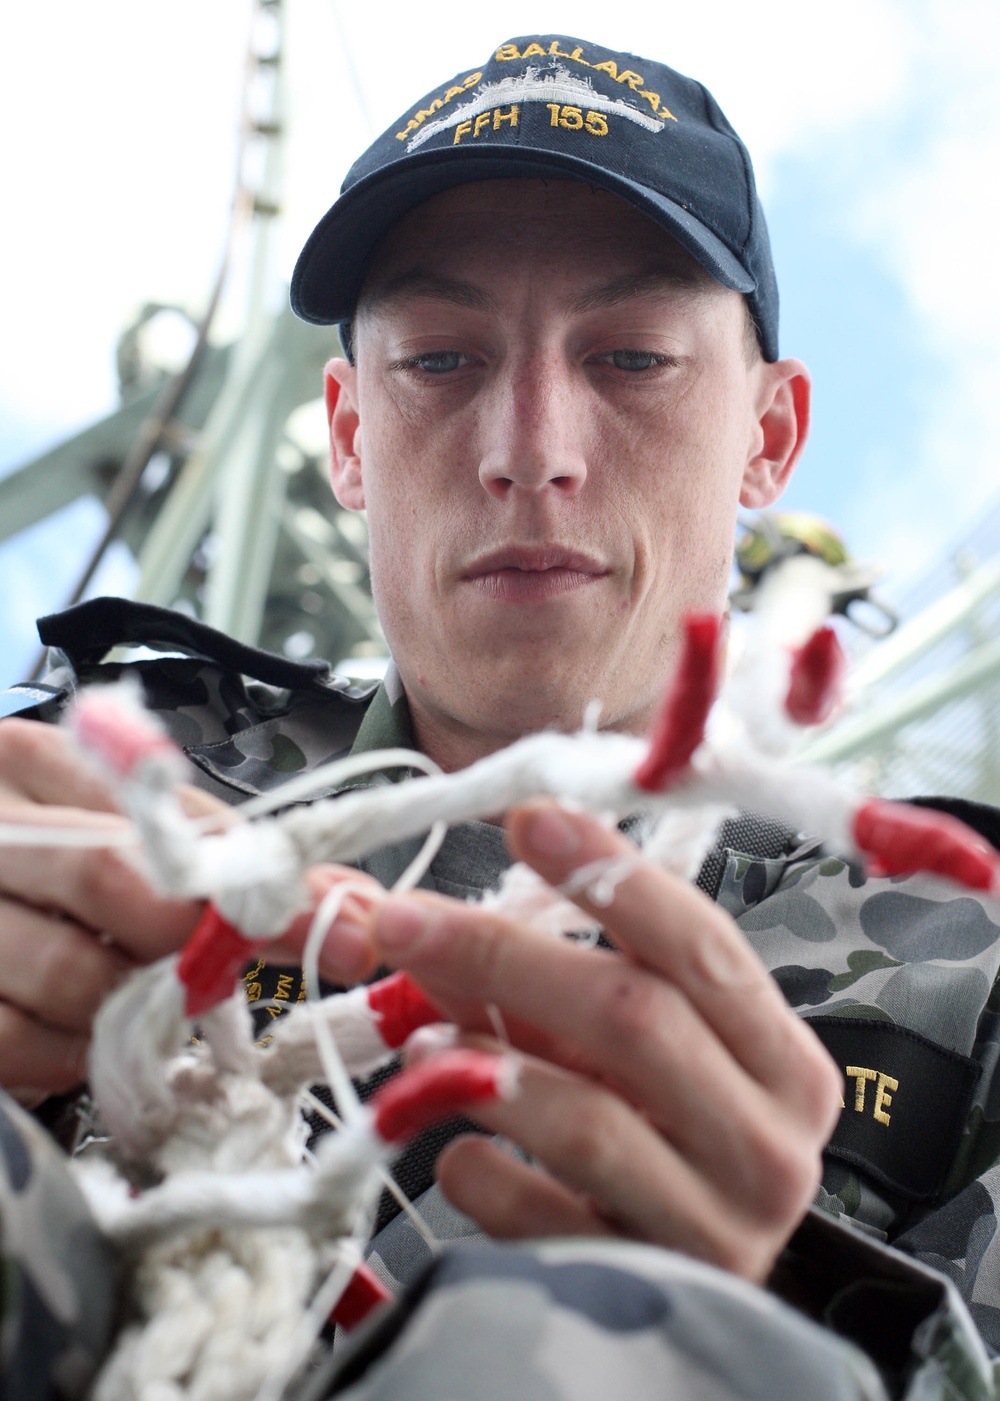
[321,891,378,979]
[375,898,428,954]
[696,936,750,988]
[7,1087,46,1109]
[405,1023,458,1064]
[524,805,581,859]
[323,924,371,980]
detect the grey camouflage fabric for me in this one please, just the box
[4,598,1000,1398]
[305,1232,961,1401]
[0,1091,115,1401]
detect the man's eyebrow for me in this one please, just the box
[361,266,706,320]
[362,270,500,316]
[568,268,705,314]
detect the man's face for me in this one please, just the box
[327,180,807,768]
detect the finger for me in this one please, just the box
[372,893,782,1164]
[373,884,839,1159]
[507,800,840,1121]
[374,890,610,1052]
[437,1135,613,1240]
[177,783,240,826]
[0,837,203,964]
[0,897,134,1031]
[508,800,768,989]
[0,719,121,811]
[420,1020,810,1228]
[403,1018,635,1096]
[449,1052,815,1281]
[267,865,385,984]
[0,1002,89,1097]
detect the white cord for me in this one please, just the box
[558,853,643,907]
[0,823,135,848]
[300,884,368,1126]
[250,1240,364,1401]
[218,747,445,823]
[392,819,448,892]
[299,1088,440,1255]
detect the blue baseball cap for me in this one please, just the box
[291,35,780,360]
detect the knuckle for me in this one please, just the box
[594,971,669,1055]
[467,913,520,990]
[0,1002,29,1067]
[555,1096,622,1175]
[76,845,140,911]
[744,1122,821,1224]
[701,1138,817,1281]
[710,1229,777,1283]
[0,1002,86,1094]
[795,1027,845,1133]
[33,928,120,1026]
[0,717,55,775]
[34,930,92,1007]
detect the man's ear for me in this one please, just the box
[740,358,811,509]
[325,357,365,510]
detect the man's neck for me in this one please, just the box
[405,688,656,776]
[409,703,525,775]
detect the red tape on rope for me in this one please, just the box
[633,613,723,793]
[853,799,998,890]
[785,625,846,726]
[176,904,257,1018]
[366,971,445,1049]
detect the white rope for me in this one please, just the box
[392,818,448,892]
[299,1088,441,1255]
[558,853,644,907]
[0,823,135,848]
[218,747,444,823]
[251,1241,364,1401]
[62,563,945,1401]
[299,884,369,1126]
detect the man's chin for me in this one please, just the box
[444,661,630,739]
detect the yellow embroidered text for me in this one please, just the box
[845,1066,899,1126]
[495,41,676,121]
[453,105,519,144]
[396,71,483,142]
[546,104,608,136]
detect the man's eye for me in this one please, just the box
[401,350,470,374]
[601,349,666,371]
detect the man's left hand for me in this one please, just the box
[369,798,843,1283]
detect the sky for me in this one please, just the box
[1,0,999,689]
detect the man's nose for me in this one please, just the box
[477,361,588,498]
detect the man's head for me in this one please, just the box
[293,35,779,360]
[292,38,810,770]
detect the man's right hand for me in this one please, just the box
[0,718,211,1103]
[0,717,384,1107]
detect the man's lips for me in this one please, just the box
[460,547,610,602]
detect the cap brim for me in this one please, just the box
[291,143,755,325]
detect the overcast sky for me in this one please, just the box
[2,0,998,688]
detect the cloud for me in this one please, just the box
[0,2,246,434]
[838,0,1000,570]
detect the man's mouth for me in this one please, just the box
[461,547,610,602]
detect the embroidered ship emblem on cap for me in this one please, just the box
[406,66,666,152]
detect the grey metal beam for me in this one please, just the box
[848,556,1000,693]
[802,637,1000,763]
[0,348,229,543]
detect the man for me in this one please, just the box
[2,34,999,1400]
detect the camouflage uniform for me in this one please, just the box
[3,597,1000,1399]
[0,1091,116,1401]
